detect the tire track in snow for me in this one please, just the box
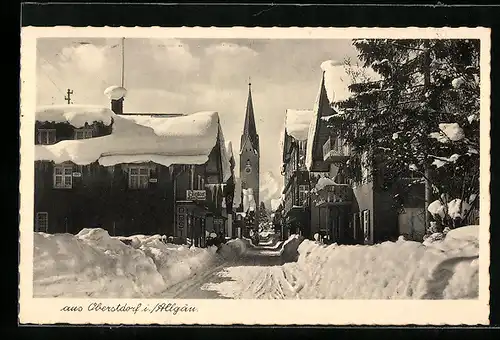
[158,259,235,299]
[420,255,479,299]
[159,235,301,299]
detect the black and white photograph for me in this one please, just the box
[19,27,490,325]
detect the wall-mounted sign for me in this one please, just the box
[187,190,206,201]
[149,178,158,183]
[72,172,82,178]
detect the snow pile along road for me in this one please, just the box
[33,228,220,298]
[203,228,479,300]
[282,225,479,299]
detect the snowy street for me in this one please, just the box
[33,225,479,300]
[160,246,287,299]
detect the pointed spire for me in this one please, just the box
[241,80,259,153]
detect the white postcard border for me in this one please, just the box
[19,26,491,325]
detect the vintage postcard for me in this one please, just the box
[19,26,491,325]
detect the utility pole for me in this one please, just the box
[65,89,73,104]
[121,37,125,88]
[423,40,433,230]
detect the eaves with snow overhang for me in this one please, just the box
[35,105,232,182]
[279,108,314,168]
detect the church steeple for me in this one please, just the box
[241,80,259,153]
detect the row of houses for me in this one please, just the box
[272,62,426,245]
[34,86,238,246]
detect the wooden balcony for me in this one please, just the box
[314,184,353,207]
[322,137,350,163]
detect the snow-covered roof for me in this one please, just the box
[104,86,127,100]
[284,109,314,142]
[35,105,114,128]
[35,107,232,181]
[320,60,381,105]
[305,74,326,171]
[305,60,381,171]
[279,109,314,168]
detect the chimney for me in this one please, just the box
[111,98,124,115]
[104,86,127,115]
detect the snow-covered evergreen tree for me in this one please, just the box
[333,39,480,230]
[258,202,272,230]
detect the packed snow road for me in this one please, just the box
[159,244,297,299]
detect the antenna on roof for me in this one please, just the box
[65,89,74,104]
[248,76,251,87]
[121,37,125,88]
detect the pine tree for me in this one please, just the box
[333,39,480,230]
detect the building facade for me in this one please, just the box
[279,109,314,240]
[34,87,233,245]
[305,65,425,245]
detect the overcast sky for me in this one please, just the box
[36,37,359,203]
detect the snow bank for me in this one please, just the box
[284,226,479,299]
[218,238,251,260]
[33,228,219,298]
[35,105,114,128]
[259,230,273,238]
[281,234,305,262]
[35,109,232,181]
[138,236,219,288]
[284,109,314,141]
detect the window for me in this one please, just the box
[197,175,205,190]
[37,129,56,145]
[74,128,93,140]
[35,212,48,233]
[53,164,73,188]
[129,166,150,189]
[298,185,309,205]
